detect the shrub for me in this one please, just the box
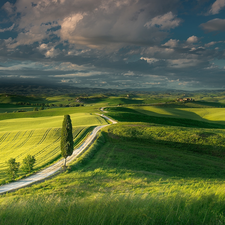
[6,158,20,180]
[21,155,36,173]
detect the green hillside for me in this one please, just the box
[1,123,225,224]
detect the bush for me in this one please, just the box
[6,158,20,180]
[21,155,36,173]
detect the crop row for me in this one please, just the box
[0,126,88,183]
[73,126,96,148]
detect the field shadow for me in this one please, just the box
[81,142,225,180]
[106,107,225,129]
[69,130,225,180]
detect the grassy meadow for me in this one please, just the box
[1,92,225,224]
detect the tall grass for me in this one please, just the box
[1,191,225,225]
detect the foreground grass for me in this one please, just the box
[1,191,225,225]
[1,123,225,224]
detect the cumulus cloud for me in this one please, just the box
[38,43,59,58]
[140,57,159,64]
[144,12,181,30]
[209,0,225,14]
[124,71,135,76]
[200,18,225,32]
[186,35,198,43]
[162,39,179,48]
[60,14,84,42]
[45,48,59,58]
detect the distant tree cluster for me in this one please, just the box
[16,110,27,112]
[16,102,50,107]
[57,103,84,107]
[16,102,84,107]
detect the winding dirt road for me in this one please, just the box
[0,114,117,194]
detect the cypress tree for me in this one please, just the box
[61,115,73,167]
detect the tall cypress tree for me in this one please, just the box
[61,115,73,167]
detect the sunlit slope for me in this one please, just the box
[0,106,101,121]
[0,113,107,183]
[0,113,107,132]
[0,127,76,183]
[131,106,225,124]
[0,128,60,172]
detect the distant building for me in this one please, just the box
[176,98,193,102]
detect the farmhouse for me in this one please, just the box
[176,98,194,102]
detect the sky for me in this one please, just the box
[0,0,225,90]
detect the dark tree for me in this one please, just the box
[61,115,73,167]
[7,158,20,180]
[22,155,36,173]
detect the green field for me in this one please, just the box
[0,112,107,132]
[0,112,107,184]
[0,105,103,120]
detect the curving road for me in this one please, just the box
[0,114,117,194]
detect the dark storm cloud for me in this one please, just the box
[200,18,225,31]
